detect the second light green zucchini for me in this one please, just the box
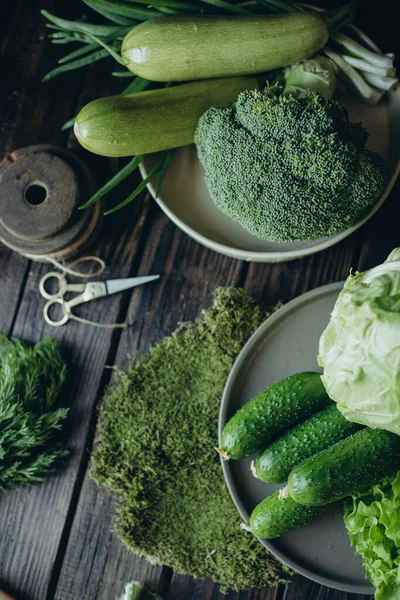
[253,404,363,484]
[74,76,259,157]
[121,13,329,82]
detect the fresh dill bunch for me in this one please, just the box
[0,335,69,492]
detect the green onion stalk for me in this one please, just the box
[41,0,398,213]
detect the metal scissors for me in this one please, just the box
[39,271,160,327]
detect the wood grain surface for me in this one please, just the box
[0,1,399,599]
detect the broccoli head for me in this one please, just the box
[195,87,385,242]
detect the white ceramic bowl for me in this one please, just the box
[141,20,400,263]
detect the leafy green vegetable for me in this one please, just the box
[118,581,162,600]
[90,288,291,590]
[344,472,400,599]
[0,335,68,492]
[318,248,400,434]
[284,55,338,100]
[195,84,385,242]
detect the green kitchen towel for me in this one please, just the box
[91,288,291,591]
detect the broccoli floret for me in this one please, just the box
[195,86,385,242]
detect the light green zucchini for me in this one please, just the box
[74,76,259,157]
[121,13,329,82]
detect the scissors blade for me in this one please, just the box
[105,275,160,296]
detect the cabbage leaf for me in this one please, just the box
[318,248,400,433]
[344,472,400,599]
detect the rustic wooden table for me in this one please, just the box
[0,1,399,599]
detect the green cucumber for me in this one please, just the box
[288,428,400,506]
[253,404,362,484]
[250,490,328,539]
[121,13,329,82]
[219,372,329,460]
[74,76,259,157]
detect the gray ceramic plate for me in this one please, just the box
[218,282,375,595]
[141,22,400,263]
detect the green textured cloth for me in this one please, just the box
[91,288,291,591]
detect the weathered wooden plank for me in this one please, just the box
[0,191,154,600]
[354,0,400,276]
[243,236,363,307]
[115,211,246,362]
[354,0,400,54]
[0,0,81,338]
[0,2,162,598]
[51,478,166,600]
[357,180,400,272]
[281,576,372,599]
[166,574,280,599]
[0,249,30,335]
[0,1,83,156]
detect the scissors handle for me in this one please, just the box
[39,272,85,300]
[43,282,108,327]
[43,299,70,327]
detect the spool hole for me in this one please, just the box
[24,182,48,206]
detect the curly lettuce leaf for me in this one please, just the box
[344,472,400,599]
[318,248,400,434]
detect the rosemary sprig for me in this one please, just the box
[61,117,76,131]
[196,0,250,14]
[83,0,137,24]
[82,0,163,21]
[42,10,132,35]
[80,155,143,210]
[122,75,152,94]
[112,70,136,77]
[104,153,174,214]
[43,48,112,81]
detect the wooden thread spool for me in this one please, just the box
[0,145,102,262]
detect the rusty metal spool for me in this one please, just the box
[0,144,102,262]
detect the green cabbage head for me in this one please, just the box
[318,248,400,433]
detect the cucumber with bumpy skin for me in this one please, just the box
[250,490,328,539]
[219,372,329,460]
[253,404,362,484]
[288,428,400,506]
